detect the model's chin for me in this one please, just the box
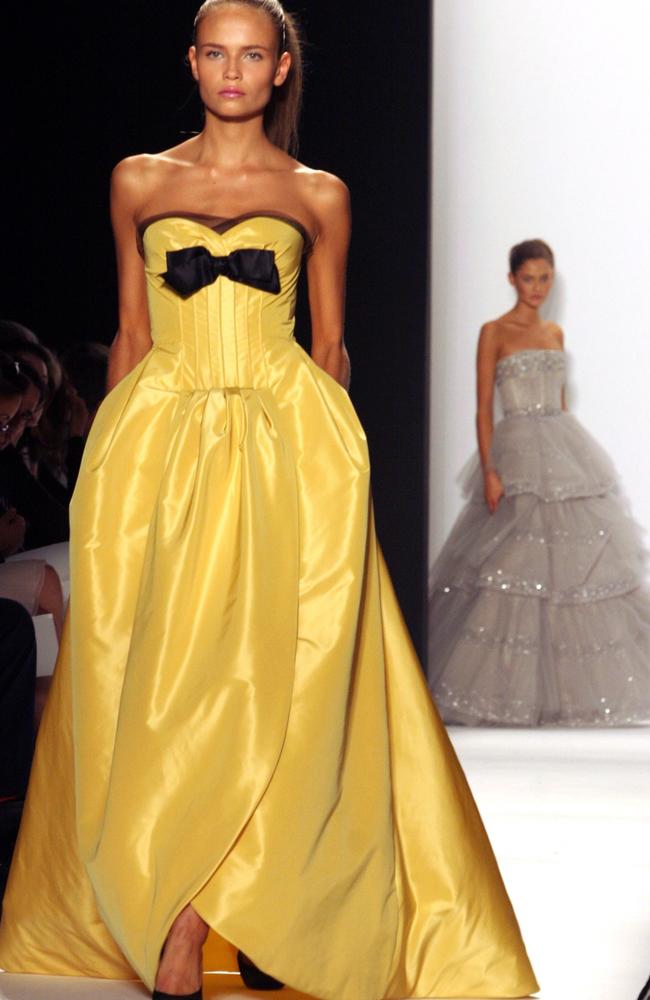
[204,100,267,124]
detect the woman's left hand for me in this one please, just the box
[484,470,504,514]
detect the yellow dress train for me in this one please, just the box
[0,214,538,998]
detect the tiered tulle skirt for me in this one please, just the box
[428,412,650,726]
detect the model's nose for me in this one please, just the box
[224,59,242,80]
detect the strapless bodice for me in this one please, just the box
[141,214,305,392]
[496,349,565,417]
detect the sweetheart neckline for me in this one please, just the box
[137,210,313,248]
[497,348,565,367]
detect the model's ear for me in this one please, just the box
[188,46,199,82]
[508,272,515,287]
[274,50,292,87]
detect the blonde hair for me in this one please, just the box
[193,0,303,155]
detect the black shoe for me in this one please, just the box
[152,990,202,999]
[237,950,284,990]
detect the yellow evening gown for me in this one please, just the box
[0,214,538,999]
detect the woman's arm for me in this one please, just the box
[476,323,503,513]
[557,327,567,411]
[106,158,154,392]
[305,175,351,389]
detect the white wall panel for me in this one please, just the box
[430,0,650,566]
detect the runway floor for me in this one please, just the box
[1,727,648,1000]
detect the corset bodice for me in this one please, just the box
[496,349,565,417]
[140,213,306,392]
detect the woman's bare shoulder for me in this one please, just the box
[544,320,564,342]
[292,164,350,212]
[110,154,172,211]
[111,154,159,192]
[477,320,507,364]
[111,140,196,199]
[478,318,505,342]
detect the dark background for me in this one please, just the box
[1,2,430,658]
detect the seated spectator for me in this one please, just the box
[0,323,61,422]
[0,332,61,445]
[0,347,69,550]
[0,355,65,633]
[0,322,100,515]
[25,371,89,502]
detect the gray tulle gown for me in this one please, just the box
[428,348,650,726]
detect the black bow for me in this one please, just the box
[162,247,281,297]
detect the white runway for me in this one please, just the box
[1,727,648,1000]
[449,728,650,1000]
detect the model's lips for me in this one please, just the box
[219,89,245,97]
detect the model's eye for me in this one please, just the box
[245,51,264,60]
[205,49,224,59]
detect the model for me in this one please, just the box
[428,238,650,726]
[0,4,538,999]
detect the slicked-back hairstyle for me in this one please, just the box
[509,239,555,275]
[193,0,303,155]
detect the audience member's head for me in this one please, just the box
[0,354,30,452]
[0,320,38,346]
[61,342,109,419]
[0,321,108,460]
[0,337,59,431]
[18,343,61,410]
[1,358,46,448]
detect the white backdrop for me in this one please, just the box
[429,0,650,566]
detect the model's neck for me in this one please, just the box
[512,301,541,324]
[194,112,271,171]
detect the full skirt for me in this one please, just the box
[428,413,650,726]
[0,341,538,998]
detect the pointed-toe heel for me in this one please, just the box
[237,950,284,990]
[152,990,202,999]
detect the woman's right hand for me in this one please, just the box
[0,508,27,557]
[483,470,504,514]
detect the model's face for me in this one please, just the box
[6,382,40,448]
[189,5,291,121]
[0,393,20,450]
[509,258,554,308]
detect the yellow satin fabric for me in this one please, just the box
[0,216,538,998]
